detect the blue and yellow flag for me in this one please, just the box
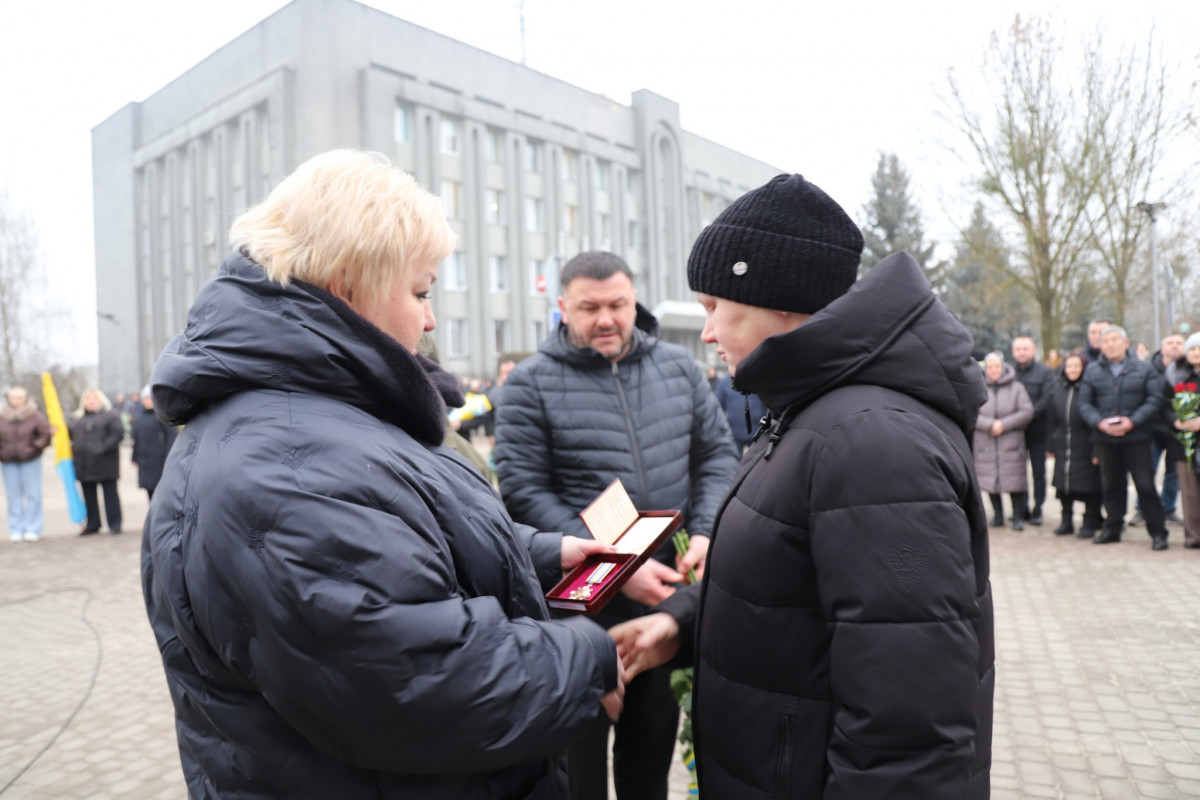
[41,373,86,525]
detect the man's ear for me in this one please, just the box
[557,295,567,319]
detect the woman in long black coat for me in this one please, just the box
[69,387,125,534]
[1048,353,1104,537]
[130,392,176,500]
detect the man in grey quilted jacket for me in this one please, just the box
[495,251,739,800]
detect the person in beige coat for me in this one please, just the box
[975,352,1034,529]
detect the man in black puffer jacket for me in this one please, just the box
[1078,324,1168,549]
[612,174,994,800]
[495,251,739,800]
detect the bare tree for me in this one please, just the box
[1083,31,1198,328]
[944,16,1105,352]
[0,188,45,385]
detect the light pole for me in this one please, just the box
[96,311,122,395]
[1138,201,1168,344]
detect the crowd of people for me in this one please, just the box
[0,384,178,542]
[2,148,1191,800]
[975,323,1200,550]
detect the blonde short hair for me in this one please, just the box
[75,387,113,417]
[229,150,456,304]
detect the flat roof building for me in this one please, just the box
[92,0,782,389]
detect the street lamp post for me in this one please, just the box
[1137,201,1168,345]
[96,311,121,395]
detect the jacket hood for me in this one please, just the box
[987,362,1017,387]
[733,252,986,435]
[540,302,660,368]
[149,251,463,445]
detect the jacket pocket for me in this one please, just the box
[774,698,800,800]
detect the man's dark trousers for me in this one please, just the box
[1026,431,1047,515]
[567,663,678,800]
[1097,441,1167,539]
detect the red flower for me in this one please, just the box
[1188,383,1198,392]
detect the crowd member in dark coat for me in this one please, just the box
[611,175,993,800]
[0,386,52,542]
[976,353,1035,530]
[129,390,176,500]
[69,388,124,535]
[1011,335,1056,524]
[495,251,738,800]
[1078,324,1169,549]
[1048,353,1104,537]
[1138,333,1187,525]
[142,150,622,800]
[1167,332,1200,548]
[1084,319,1110,363]
[713,370,767,452]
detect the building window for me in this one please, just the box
[448,318,469,357]
[561,149,578,182]
[562,204,577,236]
[525,197,544,233]
[525,140,543,172]
[440,118,461,154]
[443,250,466,289]
[440,180,461,219]
[628,220,638,249]
[485,128,504,163]
[395,104,412,144]
[532,319,546,346]
[594,159,610,192]
[486,189,505,224]
[493,319,510,353]
[598,213,611,250]
[626,170,640,201]
[489,255,509,293]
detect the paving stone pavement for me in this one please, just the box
[2,448,1198,799]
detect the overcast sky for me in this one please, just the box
[1,0,1196,367]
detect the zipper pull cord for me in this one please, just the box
[744,394,752,435]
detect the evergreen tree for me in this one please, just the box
[942,203,1030,354]
[859,153,936,277]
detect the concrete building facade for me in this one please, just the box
[92,0,782,389]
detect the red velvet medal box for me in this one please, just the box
[546,479,682,614]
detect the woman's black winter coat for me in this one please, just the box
[130,410,176,491]
[1048,373,1102,495]
[142,252,618,800]
[658,253,993,800]
[68,409,124,482]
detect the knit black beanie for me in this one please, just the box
[687,174,864,314]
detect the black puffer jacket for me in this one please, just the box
[130,410,176,491]
[1048,373,1102,495]
[1078,355,1164,444]
[1013,359,1055,441]
[68,409,124,482]
[494,306,738,625]
[142,251,618,800]
[659,253,993,800]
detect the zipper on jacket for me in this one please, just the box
[774,700,799,800]
[612,361,650,503]
[991,385,1001,494]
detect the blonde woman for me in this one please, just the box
[68,387,124,534]
[142,149,621,799]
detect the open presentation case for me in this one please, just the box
[546,479,682,614]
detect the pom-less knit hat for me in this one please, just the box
[687,174,864,314]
